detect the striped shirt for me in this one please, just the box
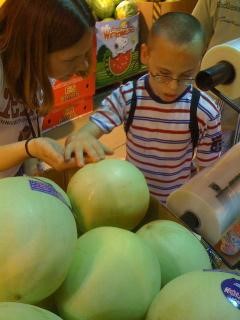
[91,74,222,204]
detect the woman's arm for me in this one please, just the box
[0,137,76,173]
[0,140,29,171]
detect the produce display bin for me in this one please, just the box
[38,162,240,270]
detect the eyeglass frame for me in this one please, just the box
[149,72,195,87]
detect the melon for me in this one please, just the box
[55,226,161,320]
[0,176,77,303]
[113,0,123,7]
[0,302,62,320]
[67,159,150,233]
[137,220,212,287]
[115,0,138,20]
[146,270,240,320]
[91,0,115,20]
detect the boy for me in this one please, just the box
[66,12,222,205]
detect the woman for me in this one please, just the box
[0,0,109,178]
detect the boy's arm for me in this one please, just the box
[64,83,129,166]
[195,104,222,169]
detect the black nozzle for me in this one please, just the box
[181,211,200,230]
[195,61,235,91]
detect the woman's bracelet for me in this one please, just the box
[25,138,35,158]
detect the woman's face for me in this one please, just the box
[47,29,93,81]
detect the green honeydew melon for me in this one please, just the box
[146,270,240,320]
[0,176,77,303]
[0,302,62,320]
[67,159,150,233]
[56,226,161,320]
[137,220,212,287]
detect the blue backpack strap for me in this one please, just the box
[124,80,138,133]
[189,87,200,151]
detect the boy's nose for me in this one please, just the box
[168,78,179,90]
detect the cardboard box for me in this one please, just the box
[137,0,198,43]
[43,34,97,131]
[42,96,93,131]
[53,75,95,107]
[42,75,95,131]
[96,14,140,88]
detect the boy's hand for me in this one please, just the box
[64,123,114,167]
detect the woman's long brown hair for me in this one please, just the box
[0,0,95,115]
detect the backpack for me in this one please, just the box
[124,80,200,151]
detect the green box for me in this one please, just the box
[96,14,140,88]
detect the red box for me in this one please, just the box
[43,96,93,131]
[42,72,95,131]
[53,74,95,107]
[43,35,97,131]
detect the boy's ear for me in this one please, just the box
[140,43,150,66]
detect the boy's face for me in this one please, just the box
[141,35,203,102]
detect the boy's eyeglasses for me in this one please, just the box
[150,72,195,86]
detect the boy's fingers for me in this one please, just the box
[102,144,114,155]
[85,144,103,162]
[74,150,85,167]
[65,144,85,167]
[64,141,113,168]
[92,141,108,159]
[64,144,73,161]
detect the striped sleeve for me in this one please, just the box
[90,82,132,133]
[196,93,222,167]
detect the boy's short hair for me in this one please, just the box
[149,12,205,48]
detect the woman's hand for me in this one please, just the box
[27,137,76,171]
